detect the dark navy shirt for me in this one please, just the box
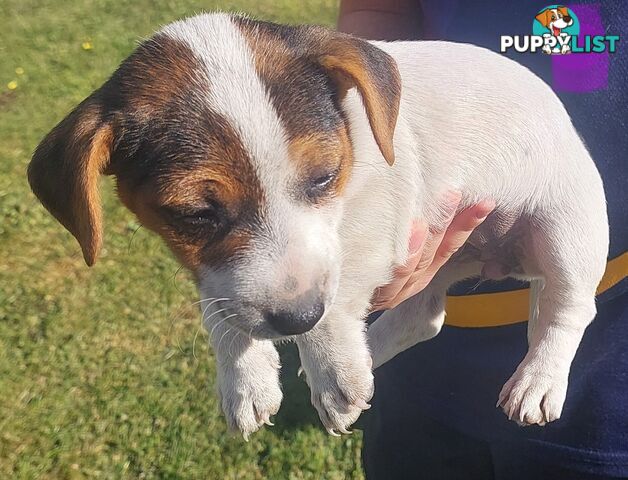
[368,1,628,476]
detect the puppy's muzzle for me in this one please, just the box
[263,294,325,335]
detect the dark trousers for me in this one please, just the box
[362,408,622,480]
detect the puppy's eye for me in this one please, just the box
[181,208,220,227]
[312,173,335,189]
[305,172,337,199]
[164,204,223,230]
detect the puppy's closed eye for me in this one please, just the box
[305,169,339,201]
[162,202,227,234]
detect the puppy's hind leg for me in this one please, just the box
[498,206,608,426]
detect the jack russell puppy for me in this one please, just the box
[29,14,608,438]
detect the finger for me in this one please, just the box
[384,277,427,309]
[380,191,462,308]
[370,190,460,312]
[412,191,462,275]
[369,222,428,311]
[392,221,429,278]
[402,200,495,295]
[423,199,495,280]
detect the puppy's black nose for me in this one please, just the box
[564,15,572,24]
[264,301,325,335]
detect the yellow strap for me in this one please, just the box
[444,252,628,328]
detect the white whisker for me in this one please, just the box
[227,328,242,358]
[216,326,233,353]
[209,313,239,340]
[203,307,230,326]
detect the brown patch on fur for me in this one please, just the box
[234,18,346,142]
[234,17,401,166]
[112,33,208,118]
[118,178,255,272]
[287,127,354,200]
[29,32,264,271]
[115,105,264,272]
[333,125,355,194]
[317,43,400,165]
[28,97,114,266]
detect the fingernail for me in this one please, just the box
[445,190,462,205]
[476,200,496,220]
[444,191,462,220]
[409,225,425,253]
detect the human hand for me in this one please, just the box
[370,193,495,311]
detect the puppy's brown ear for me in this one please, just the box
[28,93,114,266]
[535,9,552,28]
[306,28,401,165]
[557,6,570,18]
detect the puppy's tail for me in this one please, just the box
[527,279,545,345]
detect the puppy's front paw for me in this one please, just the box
[497,362,568,426]
[303,354,374,435]
[217,341,283,440]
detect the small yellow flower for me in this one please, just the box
[15,67,24,75]
[7,80,18,90]
[82,41,93,50]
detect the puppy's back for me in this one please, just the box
[374,40,601,211]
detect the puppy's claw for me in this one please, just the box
[338,427,353,435]
[297,366,304,378]
[326,428,341,437]
[354,399,371,410]
[507,403,515,421]
[262,415,274,426]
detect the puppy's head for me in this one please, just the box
[535,6,573,33]
[28,13,401,338]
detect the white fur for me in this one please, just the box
[164,16,608,437]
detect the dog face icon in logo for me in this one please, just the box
[534,5,579,55]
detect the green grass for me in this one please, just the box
[0,1,366,478]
